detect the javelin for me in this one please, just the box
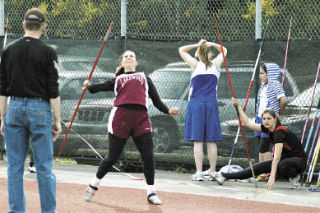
[60,121,143,181]
[306,135,320,186]
[228,18,269,166]
[301,100,320,186]
[304,99,320,153]
[58,21,114,157]
[281,17,292,85]
[3,17,9,48]
[300,62,320,145]
[213,14,257,188]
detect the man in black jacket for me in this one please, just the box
[0,8,61,213]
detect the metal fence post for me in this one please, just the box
[121,0,127,38]
[254,0,262,123]
[0,0,4,37]
[120,0,127,51]
[255,0,262,40]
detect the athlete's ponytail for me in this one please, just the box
[196,42,212,69]
[115,66,125,77]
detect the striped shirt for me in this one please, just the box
[256,63,285,116]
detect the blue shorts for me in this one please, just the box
[184,101,222,142]
[254,117,269,138]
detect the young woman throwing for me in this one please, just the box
[83,50,179,204]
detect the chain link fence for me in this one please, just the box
[1,0,320,168]
[3,0,320,40]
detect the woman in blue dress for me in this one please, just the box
[179,39,227,181]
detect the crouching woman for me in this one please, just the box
[213,98,306,190]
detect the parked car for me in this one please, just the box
[58,56,113,73]
[58,71,114,123]
[63,61,299,156]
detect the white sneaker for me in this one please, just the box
[147,193,162,205]
[28,166,36,173]
[216,171,226,185]
[191,171,204,181]
[84,184,98,201]
[203,169,216,181]
[289,174,300,189]
[208,169,219,181]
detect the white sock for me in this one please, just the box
[147,184,156,196]
[90,176,102,188]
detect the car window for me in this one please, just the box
[150,71,190,99]
[59,58,113,72]
[60,62,96,71]
[218,72,254,99]
[290,83,320,107]
[59,77,114,100]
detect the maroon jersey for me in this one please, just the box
[114,72,148,108]
[88,71,168,114]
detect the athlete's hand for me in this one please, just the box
[232,97,239,107]
[266,177,275,190]
[83,80,90,90]
[0,119,4,136]
[169,107,179,116]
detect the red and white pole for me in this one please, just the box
[58,21,114,157]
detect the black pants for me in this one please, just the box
[96,133,155,185]
[223,157,307,180]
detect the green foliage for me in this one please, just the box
[175,165,191,173]
[243,0,279,20]
[5,0,119,38]
[47,0,117,38]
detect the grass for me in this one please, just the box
[54,157,77,164]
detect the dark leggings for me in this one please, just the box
[96,133,155,185]
[223,157,306,180]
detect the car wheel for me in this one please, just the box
[151,117,180,153]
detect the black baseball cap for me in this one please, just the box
[24,8,45,23]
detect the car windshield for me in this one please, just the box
[290,83,320,107]
[59,59,113,72]
[60,62,93,71]
[59,76,114,100]
[218,72,254,99]
[150,71,190,99]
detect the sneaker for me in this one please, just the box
[202,169,216,181]
[208,169,219,181]
[191,171,204,181]
[84,184,98,201]
[147,193,162,205]
[289,174,300,189]
[28,166,36,173]
[215,171,226,185]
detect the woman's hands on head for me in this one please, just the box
[169,107,179,116]
[198,39,206,46]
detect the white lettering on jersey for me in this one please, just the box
[119,74,144,88]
